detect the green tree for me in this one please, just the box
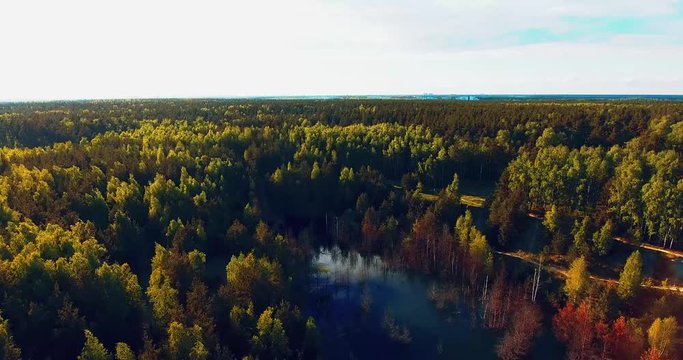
[115,342,136,360]
[469,229,494,275]
[310,161,321,180]
[302,317,320,360]
[93,262,145,343]
[186,280,216,349]
[608,156,645,240]
[252,307,289,360]
[543,204,561,233]
[445,173,460,201]
[571,217,590,258]
[78,330,110,360]
[669,120,683,149]
[455,210,473,253]
[228,303,255,356]
[339,167,355,183]
[617,251,642,300]
[564,256,588,302]
[0,313,21,360]
[535,127,561,147]
[488,173,526,245]
[166,322,207,360]
[147,244,182,326]
[226,252,282,309]
[270,168,284,184]
[592,220,613,256]
[642,174,680,248]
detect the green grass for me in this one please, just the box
[415,192,486,208]
[460,195,486,208]
[415,192,439,202]
[393,179,492,208]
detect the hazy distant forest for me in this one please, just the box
[0,99,681,360]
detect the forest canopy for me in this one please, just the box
[0,99,681,359]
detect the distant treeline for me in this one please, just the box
[2,99,682,148]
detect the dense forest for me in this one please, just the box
[0,99,681,359]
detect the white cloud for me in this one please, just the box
[547,0,678,17]
[434,0,677,17]
[0,0,681,100]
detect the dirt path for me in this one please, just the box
[494,250,683,294]
[613,237,683,259]
[527,212,683,260]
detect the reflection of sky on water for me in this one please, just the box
[309,246,562,360]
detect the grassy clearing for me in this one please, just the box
[414,192,486,208]
[415,192,439,202]
[460,194,486,208]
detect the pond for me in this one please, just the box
[308,246,563,359]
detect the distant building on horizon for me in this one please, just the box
[455,95,480,101]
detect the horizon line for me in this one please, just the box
[2,93,683,104]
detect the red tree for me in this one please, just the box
[601,316,645,360]
[553,301,596,360]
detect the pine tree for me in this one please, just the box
[115,343,136,360]
[445,173,460,201]
[571,217,590,257]
[617,251,642,300]
[78,330,110,360]
[252,307,289,359]
[310,161,321,180]
[592,220,613,256]
[0,313,21,360]
[303,317,320,360]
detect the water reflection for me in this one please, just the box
[308,246,560,359]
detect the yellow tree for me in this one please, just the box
[564,256,588,302]
[646,317,678,359]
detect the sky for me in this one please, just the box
[1,0,682,100]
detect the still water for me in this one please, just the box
[308,246,562,359]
